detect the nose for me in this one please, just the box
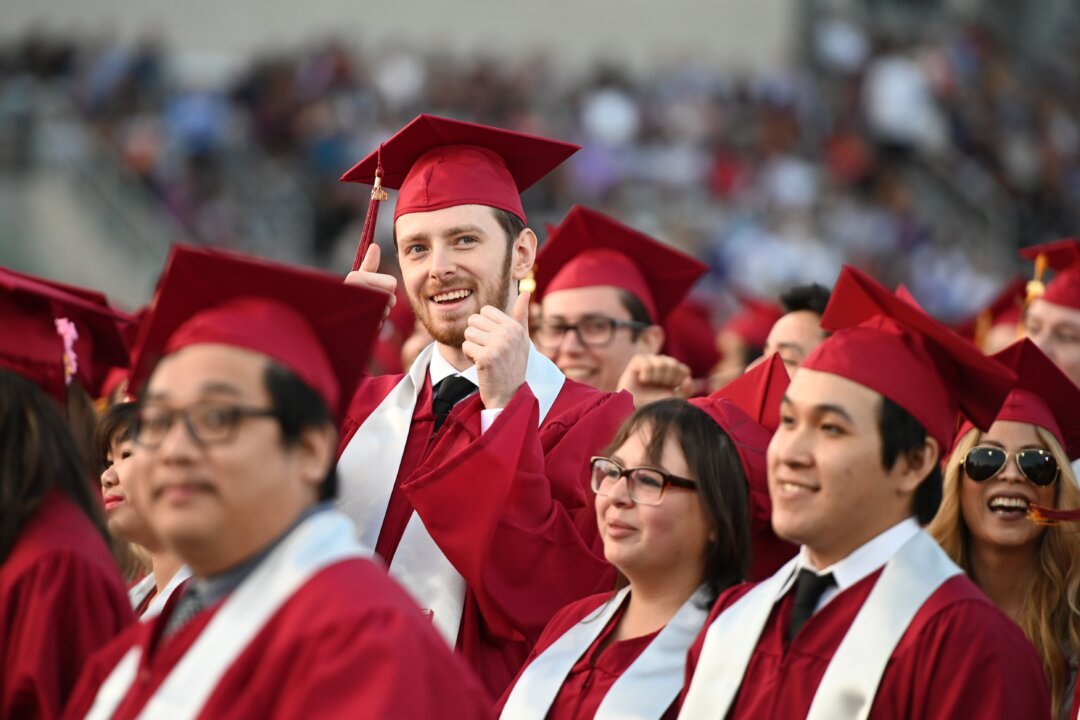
[428,244,456,279]
[998,452,1025,483]
[557,326,587,355]
[157,413,199,462]
[100,464,119,490]
[609,474,635,507]
[770,422,812,469]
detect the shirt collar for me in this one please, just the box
[428,344,480,387]
[780,517,921,598]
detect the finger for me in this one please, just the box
[467,313,499,332]
[511,291,531,328]
[479,305,511,323]
[344,270,398,296]
[463,326,492,346]
[359,243,381,274]
[461,340,479,363]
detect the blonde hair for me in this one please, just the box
[929,426,1080,717]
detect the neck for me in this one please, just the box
[805,514,912,570]
[437,343,473,372]
[150,550,185,595]
[618,567,702,640]
[968,539,1038,623]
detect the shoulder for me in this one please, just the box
[540,591,616,640]
[3,494,119,587]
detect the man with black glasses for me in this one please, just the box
[65,246,492,719]
[533,205,708,407]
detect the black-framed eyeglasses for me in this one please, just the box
[589,456,697,506]
[535,316,649,350]
[962,445,1060,487]
[134,403,280,450]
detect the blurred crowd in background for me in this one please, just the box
[3,15,1080,321]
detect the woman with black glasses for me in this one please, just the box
[929,339,1080,719]
[497,361,782,719]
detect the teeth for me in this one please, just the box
[562,368,594,380]
[432,289,472,303]
[777,482,811,496]
[989,497,1029,511]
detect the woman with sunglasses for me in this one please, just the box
[498,357,786,719]
[929,339,1080,718]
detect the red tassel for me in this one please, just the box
[351,149,388,272]
[1027,504,1080,526]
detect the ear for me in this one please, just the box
[510,227,538,281]
[894,436,941,496]
[637,324,665,354]
[293,423,338,492]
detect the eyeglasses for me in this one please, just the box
[535,316,649,350]
[134,403,279,449]
[589,456,697,506]
[962,445,1060,487]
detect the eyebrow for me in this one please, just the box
[780,394,856,424]
[774,342,806,356]
[397,224,490,246]
[143,382,244,403]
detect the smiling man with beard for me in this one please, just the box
[338,115,634,698]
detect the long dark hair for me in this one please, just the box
[0,369,109,562]
[603,398,751,604]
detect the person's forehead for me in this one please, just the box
[983,419,1045,448]
[785,367,881,418]
[541,285,631,319]
[394,203,501,240]
[147,344,270,400]
[768,311,822,342]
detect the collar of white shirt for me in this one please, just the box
[428,345,480,388]
[781,517,921,612]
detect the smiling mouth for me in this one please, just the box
[988,495,1031,517]
[561,367,596,380]
[103,496,124,509]
[431,289,473,304]
[776,481,816,496]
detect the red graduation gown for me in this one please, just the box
[497,592,681,720]
[683,570,1051,718]
[1,492,132,720]
[63,558,494,719]
[339,375,632,698]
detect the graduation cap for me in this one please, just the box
[532,206,707,324]
[0,267,132,403]
[341,114,580,271]
[953,277,1026,349]
[1020,238,1080,311]
[129,245,391,422]
[691,353,795,579]
[663,298,721,379]
[722,294,784,350]
[802,265,1017,449]
[3,268,133,397]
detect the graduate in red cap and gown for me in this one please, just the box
[63,246,492,719]
[678,265,1049,719]
[338,116,634,697]
[928,339,1080,718]
[0,268,133,720]
[1022,239,1080,388]
[496,355,797,720]
[532,205,708,407]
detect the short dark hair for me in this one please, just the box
[603,398,751,604]
[263,363,338,501]
[616,289,653,340]
[878,396,941,524]
[779,283,831,317]
[96,401,138,466]
[491,207,525,246]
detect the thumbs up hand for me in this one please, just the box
[463,291,532,409]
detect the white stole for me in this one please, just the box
[678,530,961,719]
[85,510,365,720]
[337,341,565,646]
[501,586,710,720]
[127,566,193,620]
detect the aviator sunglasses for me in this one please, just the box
[962,445,1060,487]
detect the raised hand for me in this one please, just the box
[344,244,397,313]
[617,353,693,407]
[462,292,531,409]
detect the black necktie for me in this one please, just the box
[787,568,836,643]
[431,376,477,431]
[163,585,205,638]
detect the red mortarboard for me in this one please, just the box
[341,114,579,270]
[715,353,790,434]
[3,269,133,397]
[802,266,1017,449]
[954,339,1080,461]
[129,245,390,421]
[663,298,721,379]
[1020,238,1080,311]
[533,206,707,323]
[953,277,1026,346]
[723,294,785,350]
[0,267,131,403]
[691,353,796,578]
